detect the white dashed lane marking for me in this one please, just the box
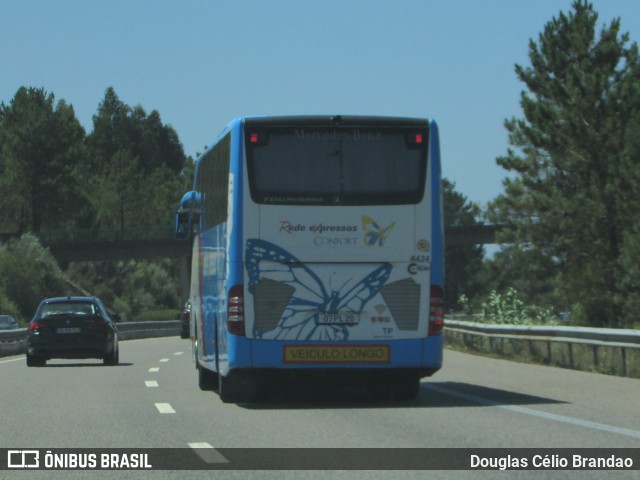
[155,403,176,414]
[148,354,187,415]
[188,443,229,464]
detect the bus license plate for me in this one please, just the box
[317,312,359,325]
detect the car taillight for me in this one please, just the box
[87,319,108,330]
[227,285,245,336]
[429,285,444,336]
[28,321,44,334]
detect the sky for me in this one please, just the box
[2,0,639,208]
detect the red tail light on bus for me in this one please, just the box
[227,285,245,336]
[429,285,444,336]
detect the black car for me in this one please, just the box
[26,296,119,367]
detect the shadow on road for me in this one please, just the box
[240,380,567,410]
[31,361,134,368]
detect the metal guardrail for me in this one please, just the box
[445,320,640,346]
[116,320,181,341]
[4,319,639,376]
[445,319,640,377]
[0,329,26,344]
[0,320,181,358]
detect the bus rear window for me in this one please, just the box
[246,126,428,205]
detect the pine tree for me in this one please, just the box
[442,179,485,309]
[0,87,87,233]
[86,87,187,234]
[489,1,640,327]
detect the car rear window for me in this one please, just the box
[41,303,97,317]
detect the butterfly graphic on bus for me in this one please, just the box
[362,216,396,247]
[246,239,392,341]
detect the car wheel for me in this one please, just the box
[104,342,119,365]
[26,352,46,367]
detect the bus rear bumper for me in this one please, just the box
[217,336,443,402]
[229,336,443,377]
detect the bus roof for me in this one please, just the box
[203,115,435,161]
[241,115,431,127]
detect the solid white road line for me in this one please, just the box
[0,356,25,364]
[425,384,640,440]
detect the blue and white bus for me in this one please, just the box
[175,115,444,402]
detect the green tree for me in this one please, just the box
[65,258,181,320]
[91,149,145,234]
[0,288,20,321]
[480,246,560,310]
[0,86,189,318]
[0,87,87,233]
[87,87,185,176]
[442,179,485,309]
[0,234,70,319]
[488,1,640,327]
[70,87,190,316]
[86,87,187,234]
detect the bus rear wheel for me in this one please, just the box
[198,366,218,391]
[390,376,421,401]
[219,372,259,403]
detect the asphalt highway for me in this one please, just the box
[1,336,638,480]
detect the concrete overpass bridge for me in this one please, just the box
[1,224,502,301]
[3,224,501,262]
